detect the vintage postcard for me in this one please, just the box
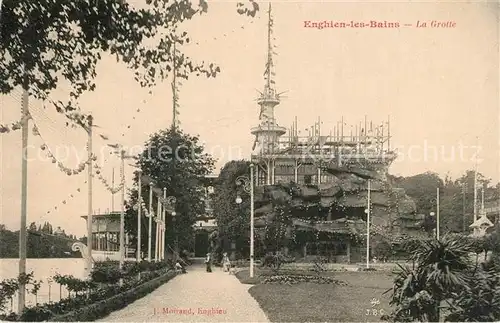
[1,0,499,322]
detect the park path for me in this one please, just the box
[99,265,269,322]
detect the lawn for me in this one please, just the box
[236,268,394,322]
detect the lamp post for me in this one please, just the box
[171,210,178,259]
[108,145,136,269]
[436,188,440,240]
[430,187,440,240]
[160,196,176,260]
[160,188,166,261]
[71,117,95,285]
[119,150,125,270]
[129,165,144,262]
[137,170,142,261]
[18,85,29,312]
[155,198,162,262]
[235,164,255,278]
[364,179,371,269]
[148,182,154,262]
[85,117,93,278]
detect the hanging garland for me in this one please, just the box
[0,114,30,134]
[134,197,154,218]
[45,186,83,215]
[32,118,92,175]
[93,162,125,194]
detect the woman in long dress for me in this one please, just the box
[222,252,231,272]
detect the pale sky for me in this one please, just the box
[1,0,499,237]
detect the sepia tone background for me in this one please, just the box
[1,0,498,237]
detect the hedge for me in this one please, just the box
[47,271,177,322]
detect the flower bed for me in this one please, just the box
[262,274,347,285]
[0,261,176,322]
[47,271,176,322]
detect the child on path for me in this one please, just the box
[205,253,212,272]
[222,252,231,272]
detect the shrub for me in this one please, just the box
[445,268,500,322]
[90,266,122,284]
[0,272,42,315]
[5,261,175,322]
[90,260,172,283]
[11,268,173,322]
[52,274,96,296]
[47,271,176,322]
[0,278,19,312]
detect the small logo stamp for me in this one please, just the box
[366,298,384,317]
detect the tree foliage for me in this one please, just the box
[0,223,81,258]
[0,0,259,125]
[124,127,215,254]
[389,170,497,234]
[212,160,251,242]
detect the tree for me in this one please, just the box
[389,170,497,234]
[28,222,37,232]
[0,224,79,258]
[124,127,215,255]
[212,160,251,245]
[394,172,443,214]
[1,0,258,125]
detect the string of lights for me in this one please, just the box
[4,13,265,222]
[92,161,125,194]
[4,89,125,216]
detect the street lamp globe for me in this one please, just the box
[172,211,176,217]
[235,196,242,204]
[430,212,435,216]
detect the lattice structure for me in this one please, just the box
[250,4,396,187]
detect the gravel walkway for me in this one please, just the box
[99,265,269,322]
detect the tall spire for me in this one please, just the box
[251,2,286,156]
[171,39,179,130]
[262,2,277,101]
[473,137,478,222]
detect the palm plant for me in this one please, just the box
[383,234,474,322]
[445,267,500,321]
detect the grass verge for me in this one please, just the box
[237,268,394,322]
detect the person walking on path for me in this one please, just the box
[222,252,231,272]
[205,253,212,272]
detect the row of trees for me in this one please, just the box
[390,170,499,233]
[0,223,81,258]
[27,221,78,241]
